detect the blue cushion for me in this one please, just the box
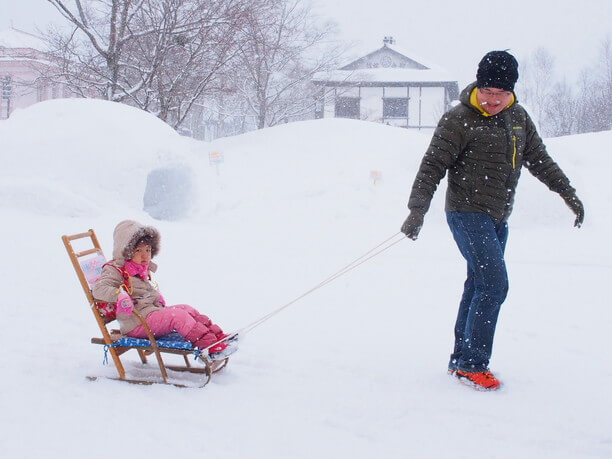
[111,332,193,350]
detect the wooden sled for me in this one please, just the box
[62,229,228,388]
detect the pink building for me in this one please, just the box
[0,28,75,119]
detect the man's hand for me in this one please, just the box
[401,212,425,240]
[563,193,584,228]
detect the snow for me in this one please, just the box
[0,99,191,217]
[1,98,611,458]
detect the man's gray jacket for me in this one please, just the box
[408,82,576,222]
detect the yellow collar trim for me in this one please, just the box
[470,87,515,117]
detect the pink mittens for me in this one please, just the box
[158,294,166,307]
[116,291,134,316]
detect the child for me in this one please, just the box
[92,220,236,360]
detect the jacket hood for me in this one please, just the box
[459,81,479,107]
[459,81,517,115]
[112,220,161,263]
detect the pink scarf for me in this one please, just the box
[124,261,149,280]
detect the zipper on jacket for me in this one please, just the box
[512,135,517,169]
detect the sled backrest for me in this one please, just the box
[62,229,114,323]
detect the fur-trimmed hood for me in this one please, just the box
[112,220,161,264]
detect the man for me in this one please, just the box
[401,50,584,391]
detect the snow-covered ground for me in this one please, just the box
[1,99,610,458]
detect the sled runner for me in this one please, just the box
[62,229,229,388]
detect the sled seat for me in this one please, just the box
[62,229,227,388]
[108,332,194,350]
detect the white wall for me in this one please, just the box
[407,86,445,127]
[419,87,445,127]
[359,87,382,121]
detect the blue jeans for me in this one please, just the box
[446,212,509,373]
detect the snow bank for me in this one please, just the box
[2,98,606,231]
[0,98,611,459]
[0,98,197,217]
[205,118,428,222]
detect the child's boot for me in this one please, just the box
[216,332,239,343]
[185,323,237,360]
[184,323,216,350]
[208,341,238,360]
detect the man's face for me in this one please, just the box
[477,87,513,115]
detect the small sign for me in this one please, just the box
[209,151,224,166]
[370,170,382,185]
[80,254,107,286]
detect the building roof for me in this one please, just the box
[313,41,457,87]
[341,43,441,71]
[312,67,457,85]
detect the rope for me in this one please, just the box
[230,231,406,340]
[101,230,405,360]
[199,232,406,353]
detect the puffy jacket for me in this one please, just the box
[92,220,164,334]
[408,82,576,222]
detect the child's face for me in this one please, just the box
[131,243,152,266]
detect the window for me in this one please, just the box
[335,97,360,119]
[383,97,408,118]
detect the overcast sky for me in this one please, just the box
[2,0,611,87]
[313,0,612,86]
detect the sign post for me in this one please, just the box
[370,170,382,185]
[209,151,224,176]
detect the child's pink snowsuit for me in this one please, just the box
[91,220,225,350]
[127,304,223,349]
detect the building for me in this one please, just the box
[0,28,75,119]
[312,37,459,130]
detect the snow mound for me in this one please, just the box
[0,99,611,459]
[202,118,432,221]
[1,98,609,229]
[0,98,197,218]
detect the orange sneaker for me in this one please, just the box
[456,370,501,390]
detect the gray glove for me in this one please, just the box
[401,211,424,240]
[562,193,584,228]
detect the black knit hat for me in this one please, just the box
[476,50,519,91]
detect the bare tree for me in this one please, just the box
[590,36,612,131]
[123,0,251,128]
[518,47,556,135]
[226,0,342,129]
[46,0,155,100]
[544,79,578,137]
[43,0,252,128]
[572,37,612,134]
